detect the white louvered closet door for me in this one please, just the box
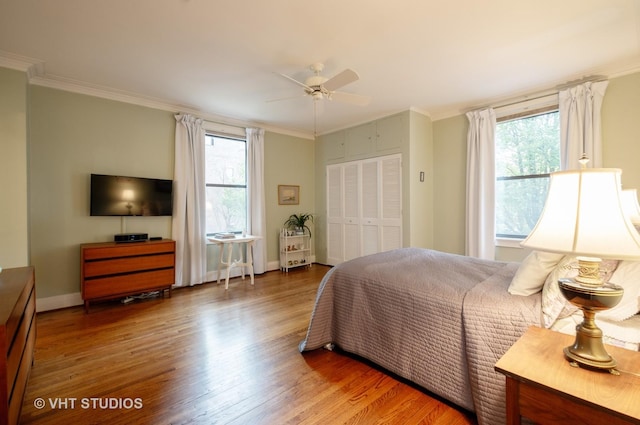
[380,156,403,251]
[343,163,361,261]
[361,159,379,256]
[326,165,344,265]
[326,154,402,265]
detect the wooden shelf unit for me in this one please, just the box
[0,266,36,425]
[279,229,311,272]
[81,239,175,312]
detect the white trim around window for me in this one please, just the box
[495,237,525,249]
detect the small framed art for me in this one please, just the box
[278,185,300,205]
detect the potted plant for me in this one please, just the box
[284,213,314,237]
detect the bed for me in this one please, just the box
[299,248,640,425]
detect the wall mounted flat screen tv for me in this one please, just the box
[90,174,173,216]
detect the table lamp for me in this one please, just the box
[621,188,640,228]
[521,166,640,373]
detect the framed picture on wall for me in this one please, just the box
[278,185,300,205]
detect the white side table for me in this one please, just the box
[208,235,261,290]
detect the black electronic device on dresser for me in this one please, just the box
[114,233,148,243]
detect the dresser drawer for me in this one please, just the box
[83,240,174,260]
[5,278,34,352]
[83,269,174,300]
[6,288,35,395]
[0,266,36,425]
[8,318,36,425]
[84,253,174,278]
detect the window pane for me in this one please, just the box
[204,134,247,234]
[496,112,560,178]
[205,186,247,234]
[496,176,550,238]
[205,136,246,185]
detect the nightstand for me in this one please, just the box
[495,326,640,425]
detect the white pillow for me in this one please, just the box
[541,256,579,328]
[508,251,564,296]
[598,315,640,346]
[598,260,640,321]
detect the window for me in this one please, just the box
[495,109,560,239]
[204,134,247,234]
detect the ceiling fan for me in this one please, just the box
[272,62,372,106]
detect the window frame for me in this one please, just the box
[204,132,248,236]
[494,104,560,246]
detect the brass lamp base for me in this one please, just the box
[558,277,624,374]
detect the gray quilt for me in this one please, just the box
[299,248,542,425]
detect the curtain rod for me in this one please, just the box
[468,75,608,113]
[493,91,557,110]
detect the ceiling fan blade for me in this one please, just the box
[329,91,372,106]
[322,69,360,91]
[276,72,312,90]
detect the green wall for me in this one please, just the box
[602,72,640,188]
[24,83,313,301]
[29,86,175,298]
[408,110,434,248]
[432,114,467,256]
[264,131,315,263]
[0,68,29,268]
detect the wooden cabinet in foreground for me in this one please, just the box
[495,326,640,425]
[0,266,36,425]
[81,239,175,312]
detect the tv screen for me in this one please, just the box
[90,174,173,216]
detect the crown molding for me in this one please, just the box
[607,64,640,80]
[0,51,314,140]
[409,106,431,118]
[29,73,183,112]
[0,50,43,74]
[29,74,314,139]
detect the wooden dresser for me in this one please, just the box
[81,239,175,312]
[0,266,36,425]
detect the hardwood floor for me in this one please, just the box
[21,265,477,424]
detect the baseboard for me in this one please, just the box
[266,260,280,271]
[37,292,83,312]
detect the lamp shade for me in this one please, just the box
[521,168,640,260]
[621,189,640,225]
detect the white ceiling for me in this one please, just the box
[1,0,639,137]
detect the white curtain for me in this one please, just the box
[466,108,496,260]
[559,81,608,169]
[172,113,207,287]
[246,127,267,274]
